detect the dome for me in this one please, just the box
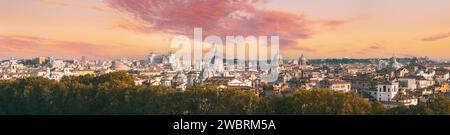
[298,54,308,65]
[111,61,130,71]
[389,56,403,69]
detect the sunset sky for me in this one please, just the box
[1,0,449,60]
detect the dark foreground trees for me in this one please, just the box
[0,72,449,115]
[385,97,450,115]
[257,90,373,115]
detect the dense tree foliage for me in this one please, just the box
[0,71,449,115]
[257,90,372,115]
[385,97,450,115]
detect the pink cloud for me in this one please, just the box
[38,0,108,12]
[114,20,153,33]
[0,35,124,60]
[421,32,450,42]
[279,39,316,52]
[367,43,384,50]
[319,19,348,27]
[282,45,316,52]
[106,0,318,49]
[314,18,353,29]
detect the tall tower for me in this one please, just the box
[9,60,17,73]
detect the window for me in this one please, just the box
[383,86,386,92]
[388,88,390,92]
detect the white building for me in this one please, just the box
[146,51,179,66]
[416,79,434,89]
[416,70,435,80]
[227,78,252,87]
[435,69,449,82]
[319,79,352,92]
[384,90,418,108]
[51,59,66,69]
[48,72,64,80]
[376,81,399,102]
[377,81,418,108]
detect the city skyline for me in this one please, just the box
[1,0,450,60]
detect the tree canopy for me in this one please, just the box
[0,72,449,115]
